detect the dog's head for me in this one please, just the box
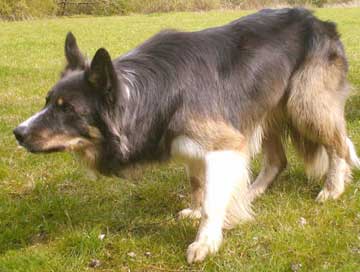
[13,33,122,161]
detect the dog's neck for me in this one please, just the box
[93,65,177,175]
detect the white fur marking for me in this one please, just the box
[124,85,131,99]
[18,108,47,129]
[249,125,263,157]
[346,137,360,169]
[121,69,137,88]
[187,150,252,263]
[178,208,202,220]
[171,136,205,161]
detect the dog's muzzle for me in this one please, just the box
[13,126,27,146]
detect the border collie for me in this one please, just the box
[14,8,360,263]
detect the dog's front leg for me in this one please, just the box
[186,150,250,263]
[178,161,204,220]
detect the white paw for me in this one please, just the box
[186,232,222,264]
[186,241,216,263]
[316,188,344,202]
[177,208,202,220]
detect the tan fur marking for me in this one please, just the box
[41,134,91,151]
[182,118,253,229]
[185,118,246,152]
[36,126,102,171]
[57,97,64,106]
[75,127,102,170]
[87,126,102,139]
[287,56,349,159]
[190,176,203,209]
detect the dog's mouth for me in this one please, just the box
[16,139,66,153]
[16,136,91,154]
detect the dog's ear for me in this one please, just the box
[86,48,116,93]
[63,32,86,74]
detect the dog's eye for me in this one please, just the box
[56,97,64,107]
[56,98,73,112]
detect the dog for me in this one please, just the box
[14,8,360,263]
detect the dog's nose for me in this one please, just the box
[13,126,26,143]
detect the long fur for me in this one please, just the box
[305,145,330,179]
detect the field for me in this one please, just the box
[0,8,360,271]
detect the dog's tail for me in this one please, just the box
[346,137,360,169]
[290,130,329,179]
[304,145,329,179]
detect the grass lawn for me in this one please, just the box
[1,8,360,271]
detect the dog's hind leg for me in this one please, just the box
[249,129,287,201]
[178,162,204,220]
[287,44,356,201]
[316,135,360,201]
[288,89,351,202]
[316,147,349,202]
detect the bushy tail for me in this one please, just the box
[304,145,329,179]
[290,130,329,179]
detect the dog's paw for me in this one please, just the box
[186,235,221,264]
[177,208,202,220]
[186,242,211,263]
[316,188,343,202]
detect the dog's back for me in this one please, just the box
[116,8,347,141]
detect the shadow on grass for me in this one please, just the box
[0,149,356,261]
[275,167,323,198]
[0,166,195,256]
[346,94,360,122]
[0,159,324,256]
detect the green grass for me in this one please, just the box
[0,8,360,271]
